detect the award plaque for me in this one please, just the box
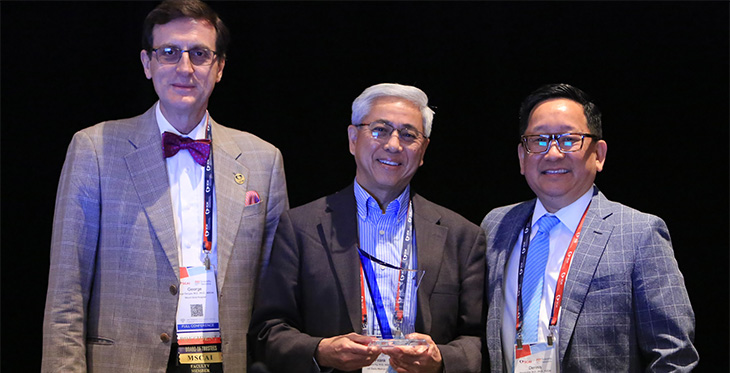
[363,264,426,347]
[369,338,429,347]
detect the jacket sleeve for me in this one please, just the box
[437,228,486,373]
[260,147,288,270]
[250,210,323,373]
[633,216,698,371]
[42,130,101,372]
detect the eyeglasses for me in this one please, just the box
[355,121,426,145]
[521,133,599,154]
[151,46,218,66]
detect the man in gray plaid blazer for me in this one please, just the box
[482,84,698,372]
[42,1,288,371]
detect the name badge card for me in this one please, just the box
[513,339,558,373]
[176,266,222,373]
[363,354,392,373]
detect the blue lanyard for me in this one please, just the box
[357,201,414,339]
[359,250,394,338]
[202,115,214,270]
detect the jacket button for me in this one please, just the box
[160,333,171,343]
[169,285,178,295]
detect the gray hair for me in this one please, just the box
[351,83,435,138]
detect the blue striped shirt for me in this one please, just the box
[354,181,418,337]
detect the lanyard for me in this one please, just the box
[515,204,590,347]
[202,115,214,270]
[358,201,414,339]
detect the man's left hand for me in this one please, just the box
[381,333,443,373]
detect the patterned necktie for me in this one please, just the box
[162,131,211,166]
[521,214,560,344]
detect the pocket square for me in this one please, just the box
[245,190,261,206]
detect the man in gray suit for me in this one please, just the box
[250,83,485,373]
[42,1,288,372]
[482,83,698,372]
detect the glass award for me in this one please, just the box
[366,264,427,348]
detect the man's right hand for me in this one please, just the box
[315,333,381,371]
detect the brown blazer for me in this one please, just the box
[250,184,485,373]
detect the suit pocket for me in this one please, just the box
[588,273,630,293]
[87,336,115,345]
[579,275,633,349]
[429,284,460,342]
[431,283,459,318]
[432,283,459,294]
[242,200,265,217]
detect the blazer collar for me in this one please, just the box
[557,187,614,360]
[124,107,247,288]
[124,106,180,279]
[208,120,247,291]
[322,185,361,331]
[320,186,451,335]
[491,199,535,367]
[410,194,447,335]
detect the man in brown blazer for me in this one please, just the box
[42,1,288,371]
[250,83,485,373]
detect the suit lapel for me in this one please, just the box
[491,201,533,370]
[322,186,362,332]
[558,190,613,361]
[210,121,248,291]
[412,195,448,335]
[124,106,180,280]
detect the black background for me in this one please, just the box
[2,1,728,371]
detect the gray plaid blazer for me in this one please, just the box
[481,187,698,372]
[42,105,288,372]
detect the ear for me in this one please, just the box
[594,139,608,172]
[140,50,152,79]
[518,142,527,175]
[215,58,225,82]
[347,125,358,155]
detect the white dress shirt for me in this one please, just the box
[155,102,218,271]
[501,188,593,372]
[354,182,418,337]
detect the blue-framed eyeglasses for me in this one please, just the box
[521,133,598,154]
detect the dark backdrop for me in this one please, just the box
[2,1,728,371]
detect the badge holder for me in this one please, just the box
[176,266,223,373]
[513,327,560,373]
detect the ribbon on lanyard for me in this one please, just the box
[358,201,414,339]
[202,115,214,270]
[515,204,590,347]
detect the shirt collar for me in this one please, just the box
[155,101,208,140]
[533,186,594,233]
[354,181,410,222]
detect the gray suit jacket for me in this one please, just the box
[481,187,698,372]
[250,185,486,373]
[42,105,288,372]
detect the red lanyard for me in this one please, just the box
[360,265,368,334]
[515,204,590,344]
[548,206,588,326]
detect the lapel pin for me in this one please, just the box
[234,173,245,185]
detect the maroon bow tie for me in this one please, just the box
[162,131,211,166]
